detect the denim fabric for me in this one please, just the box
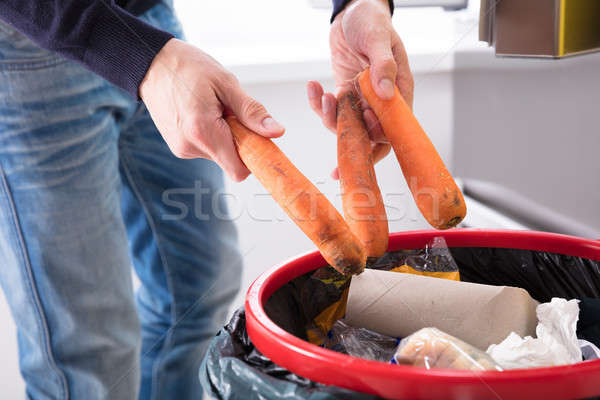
[0,2,242,399]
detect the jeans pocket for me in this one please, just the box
[0,20,65,71]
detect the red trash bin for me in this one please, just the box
[245,229,600,400]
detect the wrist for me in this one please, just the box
[333,0,392,23]
[140,38,180,101]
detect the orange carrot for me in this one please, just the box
[337,90,388,261]
[358,68,466,229]
[226,116,366,275]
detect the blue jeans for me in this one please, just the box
[0,3,241,399]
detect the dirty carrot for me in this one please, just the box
[337,90,388,261]
[226,116,366,275]
[358,68,466,229]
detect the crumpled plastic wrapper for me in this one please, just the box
[580,339,600,361]
[394,327,503,371]
[371,237,460,281]
[325,320,399,362]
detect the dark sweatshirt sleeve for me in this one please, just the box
[331,0,394,22]
[0,1,174,98]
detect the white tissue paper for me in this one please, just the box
[486,298,582,369]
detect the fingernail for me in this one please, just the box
[322,96,331,114]
[307,83,318,99]
[262,117,284,132]
[379,79,394,98]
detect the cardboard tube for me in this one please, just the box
[345,269,539,350]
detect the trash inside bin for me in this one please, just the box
[206,230,600,400]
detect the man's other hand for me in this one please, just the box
[307,0,413,179]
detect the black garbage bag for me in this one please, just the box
[200,246,600,399]
[200,308,378,400]
[450,247,600,302]
[577,298,600,348]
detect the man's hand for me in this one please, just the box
[307,0,413,178]
[140,38,285,182]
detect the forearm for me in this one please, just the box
[331,0,394,22]
[0,0,173,97]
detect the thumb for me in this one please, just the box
[223,86,285,138]
[364,38,397,100]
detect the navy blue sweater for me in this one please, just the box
[0,0,392,98]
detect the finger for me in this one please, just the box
[372,143,392,165]
[363,109,387,143]
[392,34,414,109]
[307,80,325,117]
[363,34,397,100]
[307,81,337,134]
[321,92,337,132]
[199,117,251,182]
[221,83,285,138]
[336,72,361,95]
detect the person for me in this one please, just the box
[0,0,413,398]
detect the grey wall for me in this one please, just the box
[453,51,600,232]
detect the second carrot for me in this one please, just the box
[337,90,389,262]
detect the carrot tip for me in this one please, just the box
[340,264,365,276]
[366,256,382,268]
[438,216,465,230]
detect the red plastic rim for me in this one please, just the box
[245,229,600,400]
